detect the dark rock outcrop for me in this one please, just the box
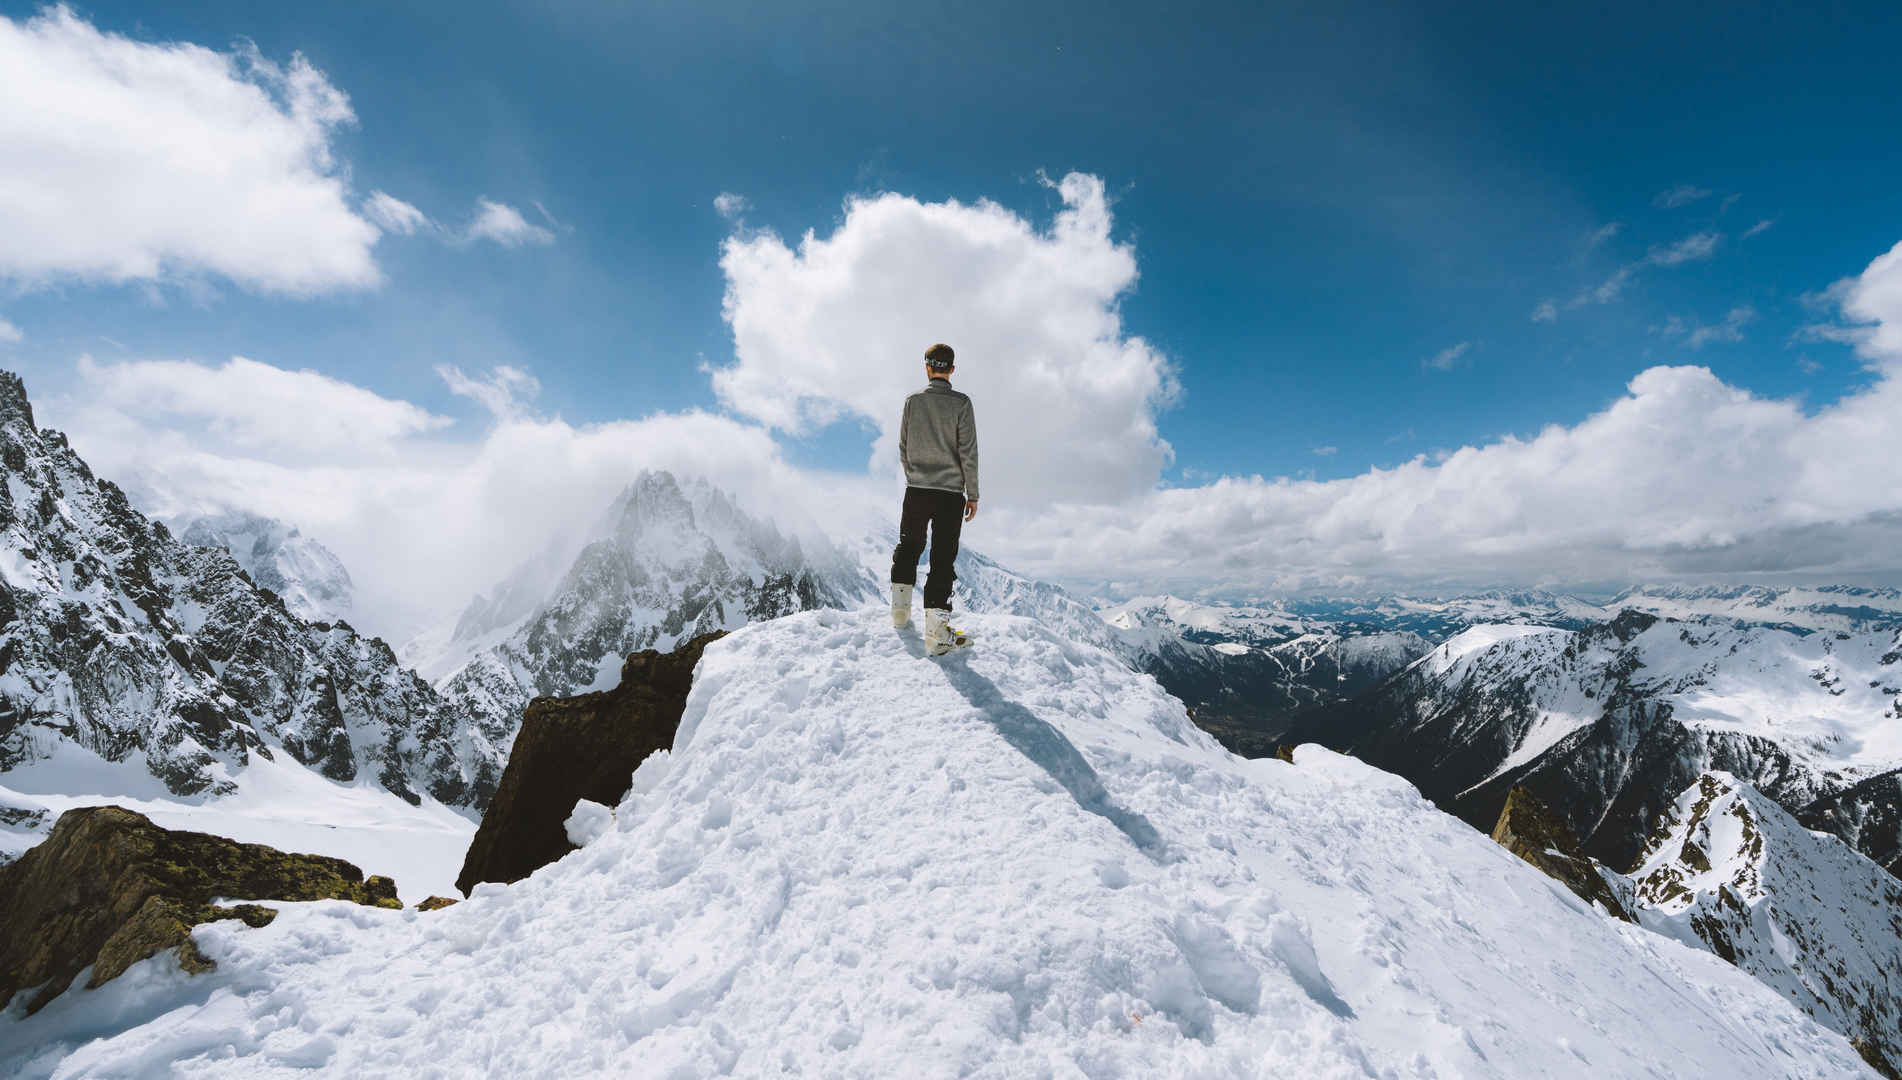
[1490,786,1635,921]
[415,895,459,912]
[456,632,724,896]
[0,806,400,1014]
[1799,768,1902,879]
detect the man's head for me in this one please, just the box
[924,343,955,379]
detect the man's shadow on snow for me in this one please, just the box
[901,628,1168,863]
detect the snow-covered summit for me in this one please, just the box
[179,511,354,625]
[6,608,1876,1076]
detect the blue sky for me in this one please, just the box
[6,0,1896,477]
[3,1,1902,625]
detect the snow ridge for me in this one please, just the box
[3,609,1875,1077]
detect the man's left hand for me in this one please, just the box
[964,499,978,522]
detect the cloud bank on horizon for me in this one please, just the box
[5,7,1902,638]
[49,182,1902,634]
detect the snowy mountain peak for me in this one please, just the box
[0,371,34,435]
[6,608,1876,1076]
[426,470,876,733]
[179,511,354,624]
[0,372,497,814]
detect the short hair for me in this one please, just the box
[924,343,955,370]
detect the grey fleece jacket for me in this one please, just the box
[899,378,979,501]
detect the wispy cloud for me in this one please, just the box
[436,364,542,421]
[1544,231,1724,320]
[1744,218,1776,239]
[365,192,429,236]
[1586,223,1622,249]
[1424,341,1471,371]
[714,192,751,220]
[1658,305,1755,349]
[0,316,21,343]
[1645,231,1721,266]
[363,194,559,249]
[466,199,555,248]
[1311,445,1338,457]
[1654,184,1712,209]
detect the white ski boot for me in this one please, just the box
[891,583,914,629]
[924,607,971,655]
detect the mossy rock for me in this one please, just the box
[416,895,459,912]
[1491,786,1637,922]
[0,806,401,1014]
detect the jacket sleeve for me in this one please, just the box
[898,397,912,475]
[958,398,979,502]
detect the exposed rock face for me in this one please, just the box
[1490,786,1635,921]
[0,371,505,809]
[1801,767,1902,879]
[0,806,399,1014]
[1625,774,1902,1080]
[456,632,723,895]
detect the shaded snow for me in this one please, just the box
[3,609,1872,1078]
[0,750,473,903]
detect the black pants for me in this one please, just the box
[891,487,964,610]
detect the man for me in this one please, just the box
[891,342,978,654]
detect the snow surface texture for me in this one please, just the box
[5,609,1873,1078]
[179,511,354,625]
[0,745,473,902]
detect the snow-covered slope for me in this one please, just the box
[178,511,354,625]
[3,608,1876,1077]
[1296,609,1902,870]
[1625,772,1902,1075]
[0,372,503,830]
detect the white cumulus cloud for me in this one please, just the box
[0,6,380,294]
[0,317,21,344]
[714,172,1178,505]
[73,355,451,462]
